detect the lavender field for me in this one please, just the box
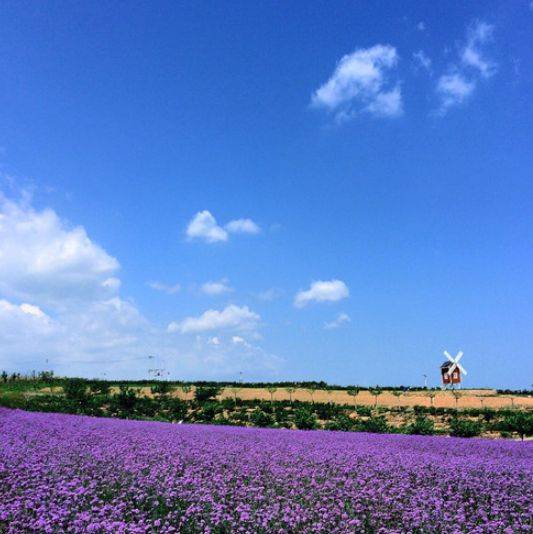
[0,408,532,533]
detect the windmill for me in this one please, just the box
[441,350,467,388]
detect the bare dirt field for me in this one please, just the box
[129,386,533,410]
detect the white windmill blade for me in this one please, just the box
[444,350,454,363]
[455,351,464,362]
[457,363,467,375]
[447,362,458,376]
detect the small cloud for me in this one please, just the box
[201,279,233,296]
[186,210,228,243]
[324,312,351,330]
[417,21,426,31]
[225,218,261,235]
[256,288,283,302]
[208,336,221,346]
[436,72,476,113]
[102,277,121,291]
[168,304,260,334]
[186,211,261,243]
[294,279,349,308]
[311,44,403,121]
[413,50,432,72]
[148,281,181,295]
[19,303,46,318]
[435,20,496,115]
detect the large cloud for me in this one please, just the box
[0,194,279,379]
[311,44,403,121]
[0,195,119,306]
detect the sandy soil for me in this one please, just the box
[135,386,533,409]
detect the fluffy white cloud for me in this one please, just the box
[225,218,261,235]
[186,211,261,243]
[294,280,349,308]
[169,304,260,334]
[0,195,120,306]
[148,281,181,294]
[436,21,495,114]
[311,44,402,121]
[0,192,281,378]
[201,279,233,296]
[324,312,351,330]
[186,210,228,243]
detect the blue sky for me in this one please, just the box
[0,1,532,388]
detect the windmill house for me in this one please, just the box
[441,361,461,385]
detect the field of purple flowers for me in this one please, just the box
[0,408,531,533]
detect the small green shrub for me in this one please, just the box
[294,408,318,430]
[407,415,436,435]
[449,418,483,438]
[250,408,274,427]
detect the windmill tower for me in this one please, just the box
[441,350,467,388]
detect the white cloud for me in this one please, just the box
[0,195,120,306]
[148,281,181,294]
[186,210,228,243]
[311,44,403,121]
[461,22,495,78]
[186,211,261,243]
[437,72,475,111]
[294,279,349,308]
[413,50,432,72]
[417,21,426,32]
[324,312,351,330]
[0,192,281,379]
[436,21,495,114]
[201,279,233,296]
[169,304,260,334]
[225,218,261,235]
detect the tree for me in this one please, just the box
[500,412,533,441]
[392,390,403,408]
[194,386,220,403]
[347,387,360,406]
[228,385,241,405]
[407,415,436,435]
[428,390,437,407]
[267,386,278,403]
[1,370,8,383]
[250,408,274,428]
[294,408,318,430]
[165,398,188,422]
[449,418,483,438]
[150,381,173,397]
[113,386,138,414]
[356,415,389,434]
[306,385,317,404]
[63,378,88,406]
[370,388,382,408]
[285,387,296,404]
[451,390,461,409]
[324,414,353,432]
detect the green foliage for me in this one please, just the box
[194,386,221,403]
[112,386,138,414]
[294,408,318,430]
[1,370,8,383]
[150,381,173,397]
[449,418,483,438]
[250,408,275,427]
[63,378,88,405]
[324,414,354,432]
[407,415,436,436]
[355,415,389,434]
[499,411,533,441]
[355,406,372,417]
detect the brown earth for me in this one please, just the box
[126,386,533,410]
